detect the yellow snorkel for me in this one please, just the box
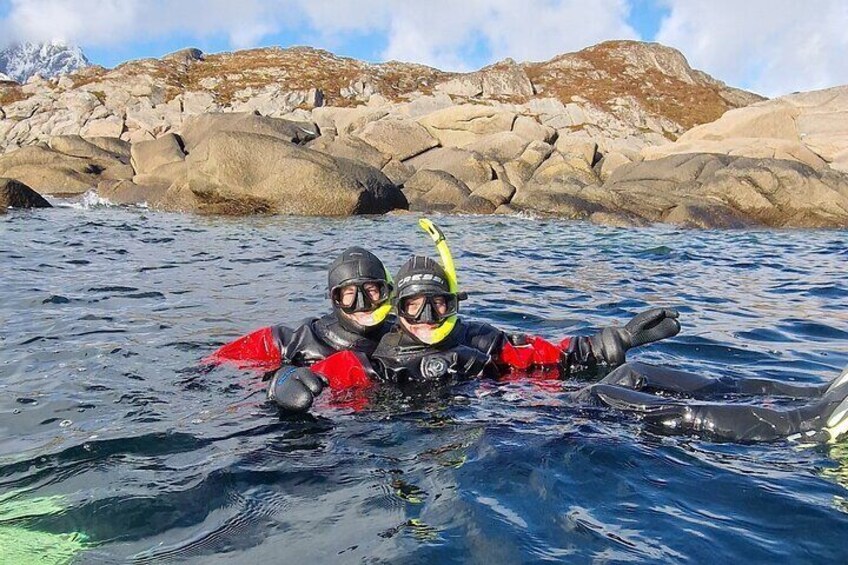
[370,267,394,324]
[418,218,460,343]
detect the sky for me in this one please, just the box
[1,0,847,97]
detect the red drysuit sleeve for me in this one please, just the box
[497,336,573,369]
[204,327,281,371]
[310,350,374,390]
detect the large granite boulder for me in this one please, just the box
[356,119,439,161]
[596,151,633,181]
[381,159,415,185]
[0,178,52,208]
[435,59,534,98]
[512,115,556,143]
[510,179,606,219]
[417,105,517,147]
[86,137,131,160]
[530,149,598,186]
[503,141,554,188]
[169,131,406,215]
[404,147,494,189]
[130,133,185,175]
[456,178,517,214]
[402,170,471,212]
[307,134,391,170]
[80,116,125,138]
[642,138,827,170]
[312,106,388,136]
[464,132,531,163]
[49,135,127,162]
[133,160,188,189]
[97,179,170,206]
[0,145,130,195]
[178,112,318,152]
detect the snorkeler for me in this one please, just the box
[269,221,848,445]
[267,219,680,411]
[206,246,394,376]
[367,253,679,384]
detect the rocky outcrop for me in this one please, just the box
[307,134,390,169]
[436,59,534,98]
[4,40,847,228]
[178,112,318,152]
[130,133,185,176]
[0,141,131,195]
[0,177,52,208]
[642,85,848,173]
[0,40,762,172]
[96,179,170,207]
[170,130,406,215]
[512,153,848,228]
[456,179,517,213]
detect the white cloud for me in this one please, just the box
[2,0,291,49]
[1,0,638,70]
[7,0,846,95]
[656,0,848,96]
[300,0,638,70]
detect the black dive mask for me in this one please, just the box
[398,292,459,324]
[331,280,391,314]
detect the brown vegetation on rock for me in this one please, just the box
[525,41,764,131]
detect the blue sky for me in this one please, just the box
[2,0,847,97]
[69,1,670,71]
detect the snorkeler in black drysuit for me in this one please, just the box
[207,247,394,377]
[269,220,848,445]
[268,220,679,411]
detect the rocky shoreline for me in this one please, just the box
[1,41,847,228]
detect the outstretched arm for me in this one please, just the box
[204,326,284,371]
[495,308,680,372]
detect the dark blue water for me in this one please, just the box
[2,202,848,563]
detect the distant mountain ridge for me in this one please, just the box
[0,40,90,83]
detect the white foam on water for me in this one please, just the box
[48,190,118,210]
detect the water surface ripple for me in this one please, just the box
[2,206,847,563]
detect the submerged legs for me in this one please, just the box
[598,362,826,398]
[582,364,848,443]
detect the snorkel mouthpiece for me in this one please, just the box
[369,268,393,324]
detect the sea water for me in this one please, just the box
[1,203,847,563]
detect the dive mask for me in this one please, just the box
[331,280,391,314]
[398,292,460,324]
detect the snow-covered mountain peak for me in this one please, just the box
[0,40,90,83]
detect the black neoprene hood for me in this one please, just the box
[327,246,388,292]
[394,256,451,299]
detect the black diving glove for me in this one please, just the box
[589,308,680,367]
[267,366,327,413]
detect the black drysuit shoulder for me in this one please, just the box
[272,313,392,366]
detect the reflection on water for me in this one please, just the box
[1,205,847,563]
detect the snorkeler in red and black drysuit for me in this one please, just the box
[206,246,395,373]
[266,220,679,413]
[267,221,848,445]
